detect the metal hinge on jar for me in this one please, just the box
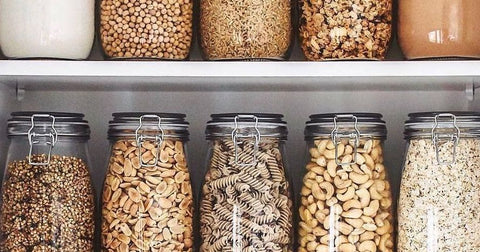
[135,115,164,167]
[231,115,261,166]
[27,114,58,166]
[432,113,460,165]
[331,114,361,166]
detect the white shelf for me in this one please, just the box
[0,60,479,91]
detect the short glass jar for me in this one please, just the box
[299,0,393,60]
[199,0,293,60]
[200,114,294,251]
[0,0,94,59]
[398,1,480,59]
[99,0,193,60]
[101,113,194,251]
[398,112,480,251]
[299,113,394,252]
[0,112,95,251]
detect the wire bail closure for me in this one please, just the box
[135,115,164,167]
[432,113,460,165]
[331,115,360,166]
[27,114,58,166]
[231,115,261,166]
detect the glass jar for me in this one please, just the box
[0,112,95,251]
[299,114,394,252]
[101,113,194,251]
[299,0,392,60]
[398,1,480,59]
[99,0,193,60]
[398,112,480,251]
[0,0,94,59]
[200,114,293,251]
[199,0,293,60]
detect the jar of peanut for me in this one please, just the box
[398,112,480,251]
[298,113,394,252]
[1,112,95,251]
[299,0,393,60]
[101,113,193,251]
[200,114,294,251]
[99,0,193,60]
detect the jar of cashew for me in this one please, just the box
[398,112,480,252]
[299,113,394,252]
[101,113,193,251]
[200,113,294,251]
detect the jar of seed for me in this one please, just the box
[200,113,294,251]
[101,113,194,251]
[99,0,193,60]
[0,112,95,251]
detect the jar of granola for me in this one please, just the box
[299,113,394,252]
[398,112,480,251]
[200,114,294,251]
[1,112,95,251]
[101,113,193,251]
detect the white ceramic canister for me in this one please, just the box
[0,0,94,59]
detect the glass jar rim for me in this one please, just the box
[404,111,480,138]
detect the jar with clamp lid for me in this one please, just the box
[200,113,293,251]
[299,113,394,252]
[398,112,480,252]
[0,112,95,251]
[101,113,194,251]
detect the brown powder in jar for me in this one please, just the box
[398,0,480,59]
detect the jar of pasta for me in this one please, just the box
[1,112,95,251]
[299,113,394,252]
[200,113,293,251]
[101,113,193,251]
[398,112,480,251]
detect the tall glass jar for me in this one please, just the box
[0,112,95,251]
[398,112,480,251]
[99,0,193,60]
[0,0,94,59]
[299,0,392,60]
[101,113,194,251]
[200,114,293,251]
[299,114,394,252]
[199,0,293,60]
[398,1,480,59]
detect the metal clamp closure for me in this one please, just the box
[231,115,261,166]
[135,115,164,167]
[432,113,460,165]
[331,115,360,166]
[28,114,58,166]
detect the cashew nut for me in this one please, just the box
[379,233,392,251]
[310,148,320,158]
[338,222,354,235]
[310,166,326,175]
[374,212,389,226]
[339,242,356,252]
[320,182,335,200]
[359,179,375,189]
[360,231,375,242]
[356,188,370,207]
[334,176,352,189]
[363,153,375,169]
[337,186,355,202]
[350,172,370,185]
[358,240,377,252]
[362,223,377,232]
[341,209,363,219]
[312,226,328,236]
[317,139,329,154]
[343,199,362,211]
[369,185,383,200]
[327,159,337,177]
[311,183,325,201]
[376,219,391,235]
[355,153,366,165]
[348,234,360,244]
[380,197,392,209]
[345,218,364,229]
[363,200,380,217]
[316,156,327,167]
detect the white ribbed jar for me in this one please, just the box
[0,0,94,59]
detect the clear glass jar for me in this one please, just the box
[199,0,293,60]
[101,113,194,251]
[200,114,293,251]
[99,0,193,60]
[398,112,480,251]
[299,114,394,252]
[299,0,392,60]
[0,112,95,251]
[398,1,480,60]
[0,0,94,59]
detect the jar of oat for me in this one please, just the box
[199,0,292,60]
[0,0,94,59]
[299,0,393,60]
[299,113,394,252]
[398,112,480,251]
[0,112,95,251]
[398,1,480,59]
[200,114,293,251]
[99,0,193,60]
[102,113,193,251]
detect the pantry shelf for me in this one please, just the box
[0,60,479,91]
